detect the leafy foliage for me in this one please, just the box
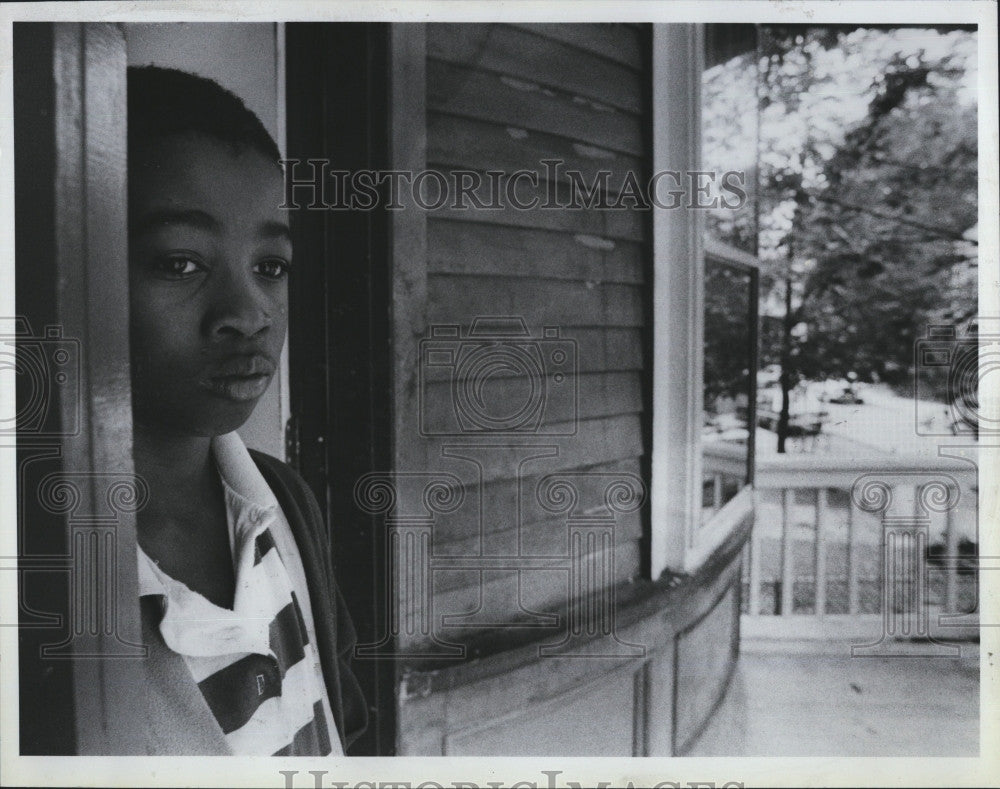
[704,25,978,448]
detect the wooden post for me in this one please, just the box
[14,22,148,755]
[779,488,794,615]
[650,24,705,575]
[847,496,860,615]
[747,527,762,616]
[814,487,828,616]
[944,494,959,613]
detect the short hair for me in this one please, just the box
[127,65,280,164]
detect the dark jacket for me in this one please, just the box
[138,451,368,754]
[251,450,369,751]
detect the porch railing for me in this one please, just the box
[714,450,979,640]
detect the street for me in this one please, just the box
[756,383,979,459]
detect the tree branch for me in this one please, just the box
[869,154,977,176]
[812,193,977,244]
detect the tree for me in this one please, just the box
[704,25,978,452]
[794,42,977,386]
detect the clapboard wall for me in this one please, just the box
[417,23,652,637]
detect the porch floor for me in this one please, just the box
[688,638,980,756]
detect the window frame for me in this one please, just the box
[650,24,759,576]
[695,239,759,572]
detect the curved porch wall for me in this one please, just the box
[396,528,747,755]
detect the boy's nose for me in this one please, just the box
[204,271,273,340]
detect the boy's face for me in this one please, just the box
[129,133,290,437]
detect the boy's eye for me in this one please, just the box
[152,255,205,279]
[255,258,292,280]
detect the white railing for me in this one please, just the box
[726,450,979,640]
[701,439,747,517]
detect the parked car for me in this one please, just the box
[756,408,827,436]
[828,386,864,405]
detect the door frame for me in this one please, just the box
[285,22,425,755]
[13,21,148,756]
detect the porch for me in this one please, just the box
[691,447,981,756]
[688,639,979,756]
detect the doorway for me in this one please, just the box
[285,22,396,756]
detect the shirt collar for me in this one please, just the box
[137,432,279,598]
[136,432,285,657]
[212,431,280,515]
[214,432,280,551]
[138,544,164,597]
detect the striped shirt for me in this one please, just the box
[137,433,342,756]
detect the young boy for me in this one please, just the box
[127,65,366,755]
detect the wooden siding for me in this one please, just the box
[418,22,651,648]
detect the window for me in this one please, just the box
[651,24,759,576]
[702,245,757,523]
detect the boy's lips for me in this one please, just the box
[209,354,276,377]
[200,355,276,401]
